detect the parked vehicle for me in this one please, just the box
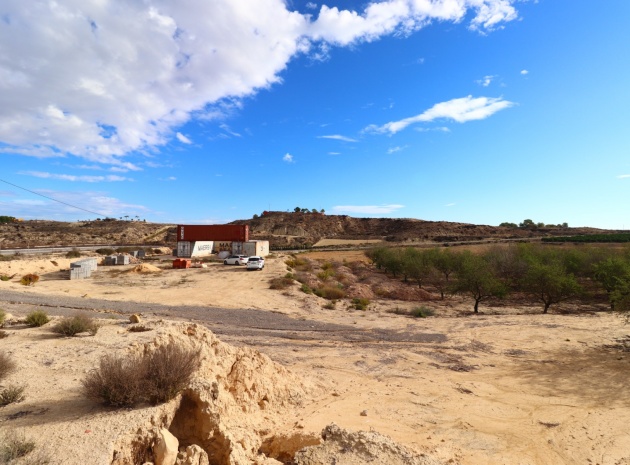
[224,254,248,265]
[246,256,265,271]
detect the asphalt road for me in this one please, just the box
[0,290,446,345]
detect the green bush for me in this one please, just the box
[52,314,99,337]
[410,306,435,318]
[317,269,335,281]
[25,310,50,327]
[0,385,26,406]
[0,274,15,281]
[300,284,313,294]
[65,249,81,258]
[351,298,370,310]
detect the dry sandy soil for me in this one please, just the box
[0,253,629,465]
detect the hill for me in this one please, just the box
[0,213,613,250]
[232,211,608,249]
[0,219,174,250]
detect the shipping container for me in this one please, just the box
[177,224,249,242]
[232,240,269,257]
[177,241,191,258]
[213,241,233,253]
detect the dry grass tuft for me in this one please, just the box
[0,353,16,382]
[0,385,26,407]
[25,310,50,327]
[52,314,99,337]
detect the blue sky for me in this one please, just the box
[1,0,629,229]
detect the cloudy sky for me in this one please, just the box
[1,0,629,228]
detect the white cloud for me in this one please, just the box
[387,146,406,154]
[219,124,242,138]
[365,96,515,134]
[176,132,192,144]
[476,75,495,87]
[445,202,456,207]
[520,69,529,75]
[283,153,294,163]
[19,171,133,182]
[328,152,341,155]
[318,134,358,142]
[617,174,630,179]
[332,204,404,214]
[0,0,520,164]
[306,2,318,9]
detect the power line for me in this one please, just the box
[0,178,112,217]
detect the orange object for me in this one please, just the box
[172,259,191,269]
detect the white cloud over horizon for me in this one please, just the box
[365,95,515,134]
[0,0,520,166]
[332,204,404,214]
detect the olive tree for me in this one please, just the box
[452,252,507,313]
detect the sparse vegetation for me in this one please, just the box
[95,248,116,255]
[0,331,7,339]
[300,284,313,294]
[0,274,15,281]
[0,384,26,406]
[351,298,370,310]
[19,274,39,286]
[52,314,99,337]
[269,276,294,290]
[410,306,435,318]
[25,310,50,327]
[82,343,200,407]
[315,285,346,300]
[0,310,5,327]
[128,325,152,333]
[65,248,81,258]
[0,432,36,464]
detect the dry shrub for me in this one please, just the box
[315,285,346,300]
[144,343,201,404]
[0,275,14,282]
[128,325,152,333]
[0,353,16,382]
[351,298,370,310]
[65,249,81,258]
[19,274,39,286]
[269,276,294,290]
[82,354,145,407]
[52,314,99,337]
[0,385,26,406]
[0,310,5,326]
[83,343,200,407]
[25,310,50,327]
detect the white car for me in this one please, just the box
[224,254,248,265]
[246,256,265,271]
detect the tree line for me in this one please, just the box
[365,244,630,314]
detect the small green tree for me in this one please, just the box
[593,257,630,309]
[522,261,581,313]
[452,252,507,313]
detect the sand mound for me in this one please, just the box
[127,263,162,273]
[294,424,446,465]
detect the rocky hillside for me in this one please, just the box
[0,213,611,250]
[0,219,174,249]
[232,211,607,248]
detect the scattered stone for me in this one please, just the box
[130,314,141,324]
[360,410,368,416]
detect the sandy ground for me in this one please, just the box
[1,253,630,464]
